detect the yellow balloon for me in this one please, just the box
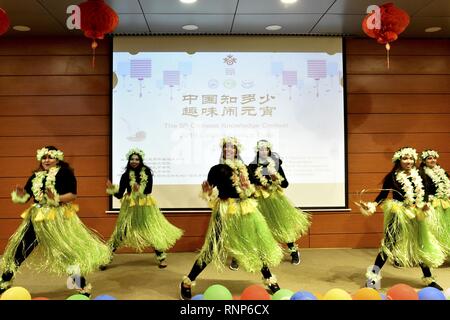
[0,287,32,300]
[323,288,352,300]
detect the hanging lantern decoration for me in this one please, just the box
[362,3,410,69]
[79,0,119,67]
[0,8,10,36]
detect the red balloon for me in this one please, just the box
[0,8,10,36]
[32,297,50,300]
[79,0,119,40]
[387,284,419,300]
[240,285,271,300]
[362,3,410,45]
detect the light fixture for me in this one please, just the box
[13,25,31,31]
[281,0,298,4]
[182,24,199,31]
[424,27,442,33]
[265,25,282,31]
[180,0,197,4]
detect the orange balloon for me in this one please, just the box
[233,295,240,300]
[353,288,382,300]
[32,297,50,300]
[313,292,323,300]
[387,284,418,300]
[323,288,352,300]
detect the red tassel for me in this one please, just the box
[91,39,98,68]
[385,43,390,69]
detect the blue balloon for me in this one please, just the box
[380,293,387,300]
[94,294,117,300]
[192,294,204,300]
[290,291,317,300]
[418,287,446,300]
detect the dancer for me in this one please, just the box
[0,146,111,296]
[359,147,445,290]
[179,137,283,300]
[230,139,310,270]
[420,149,450,257]
[104,148,183,269]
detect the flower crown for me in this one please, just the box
[392,147,418,163]
[421,150,439,161]
[36,148,64,161]
[126,148,145,160]
[220,137,242,152]
[255,140,272,152]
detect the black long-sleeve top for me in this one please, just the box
[420,167,450,197]
[247,158,289,189]
[114,166,153,199]
[374,170,429,204]
[24,166,77,203]
[207,164,240,199]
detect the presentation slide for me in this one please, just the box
[112,37,345,210]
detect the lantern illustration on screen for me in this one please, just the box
[307,60,327,97]
[163,70,180,100]
[282,71,297,100]
[130,59,152,98]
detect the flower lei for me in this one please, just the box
[31,166,60,204]
[395,168,425,208]
[36,148,64,161]
[254,157,284,190]
[129,167,148,194]
[223,159,255,199]
[424,165,450,199]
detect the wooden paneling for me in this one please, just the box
[310,233,383,248]
[310,213,383,234]
[345,39,450,55]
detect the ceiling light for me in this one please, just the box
[13,25,31,32]
[424,27,442,33]
[281,0,298,4]
[265,25,282,31]
[180,0,197,4]
[182,24,199,31]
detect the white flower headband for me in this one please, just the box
[255,140,272,152]
[421,150,439,161]
[392,147,418,163]
[36,148,64,161]
[126,148,145,160]
[220,137,242,152]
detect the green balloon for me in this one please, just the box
[203,284,233,300]
[272,289,294,300]
[66,294,90,300]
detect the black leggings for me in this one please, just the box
[372,251,433,278]
[1,223,89,289]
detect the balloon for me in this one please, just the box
[0,287,31,300]
[380,293,389,300]
[352,288,382,300]
[203,284,232,300]
[418,287,446,300]
[272,289,294,300]
[444,288,450,300]
[233,295,241,300]
[313,292,323,300]
[192,294,204,300]
[240,285,271,300]
[386,284,418,300]
[94,294,117,300]
[33,297,50,300]
[290,291,317,300]
[66,294,90,300]
[323,288,352,300]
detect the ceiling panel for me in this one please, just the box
[146,14,234,33]
[233,14,322,34]
[414,0,450,17]
[328,0,432,16]
[106,0,142,14]
[311,14,365,35]
[114,14,150,34]
[139,0,238,14]
[236,0,335,14]
[402,17,450,38]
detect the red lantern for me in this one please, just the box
[362,3,410,68]
[0,8,10,36]
[79,0,119,67]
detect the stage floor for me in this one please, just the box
[4,248,450,299]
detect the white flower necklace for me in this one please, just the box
[31,166,60,204]
[424,165,450,199]
[395,168,425,208]
[254,157,284,189]
[129,167,148,194]
[224,159,255,199]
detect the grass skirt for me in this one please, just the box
[197,198,283,273]
[1,203,111,276]
[380,199,445,268]
[108,194,184,252]
[256,188,311,243]
[428,198,450,256]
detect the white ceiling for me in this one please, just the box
[1,0,449,38]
